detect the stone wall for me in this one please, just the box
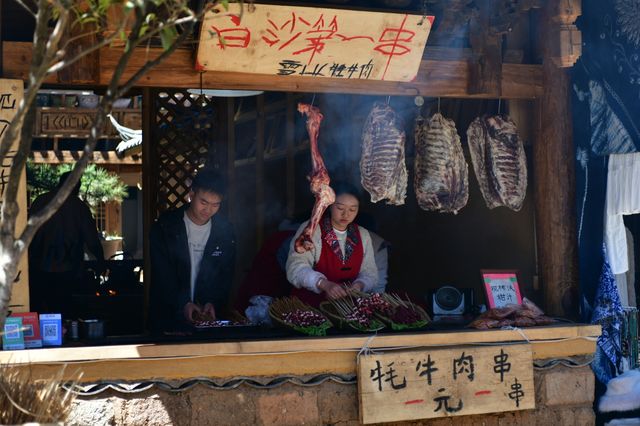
[67,363,595,426]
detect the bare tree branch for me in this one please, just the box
[10,0,37,17]
[20,3,198,250]
[47,20,129,74]
[0,0,69,173]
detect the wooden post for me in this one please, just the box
[533,0,581,318]
[286,93,295,218]
[256,94,265,250]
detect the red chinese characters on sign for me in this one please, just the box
[196,5,433,82]
[375,15,416,79]
[211,15,251,49]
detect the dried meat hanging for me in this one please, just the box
[294,103,336,253]
[414,112,469,214]
[466,114,528,211]
[360,102,407,205]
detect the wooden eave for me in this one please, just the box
[2,41,543,99]
[29,150,142,165]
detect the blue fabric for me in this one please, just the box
[573,65,609,321]
[575,0,640,155]
[591,245,625,383]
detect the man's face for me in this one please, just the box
[188,189,222,225]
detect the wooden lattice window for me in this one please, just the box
[152,90,222,216]
[94,202,106,234]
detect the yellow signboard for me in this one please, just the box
[0,79,29,312]
[196,4,433,82]
[358,344,535,424]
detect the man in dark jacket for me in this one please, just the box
[29,171,105,318]
[149,168,235,331]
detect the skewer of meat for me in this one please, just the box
[294,103,336,253]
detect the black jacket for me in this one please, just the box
[149,205,235,330]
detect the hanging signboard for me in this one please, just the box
[0,79,29,312]
[195,4,434,82]
[357,344,534,424]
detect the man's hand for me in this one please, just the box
[183,302,202,322]
[318,279,348,300]
[202,303,216,320]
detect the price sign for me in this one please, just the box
[357,344,534,424]
[482,270,523,309]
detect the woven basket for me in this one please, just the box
[269,298,333,336]
[319,301,385,333]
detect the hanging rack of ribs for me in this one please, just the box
[294,103,336,253]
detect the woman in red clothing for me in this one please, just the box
[286,182,378,306]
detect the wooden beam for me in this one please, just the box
[2,42,543,99]
[29,150,142,165]
[533,1,580,318]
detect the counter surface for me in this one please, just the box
[0,324,600,382]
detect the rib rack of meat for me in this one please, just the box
[414,113,469,214]
[466,114,527,211]
[360,102,407,205]
[294,103,335,253]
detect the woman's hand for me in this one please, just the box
[318,279,348,299]
[348,281,365,292]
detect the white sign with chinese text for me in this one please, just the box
[195,4,433,82]
[0,79,29,312]
[357,344,534,424]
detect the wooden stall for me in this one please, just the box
[0,0,599,424]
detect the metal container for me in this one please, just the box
[80,319,105,340]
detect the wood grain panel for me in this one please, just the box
[2,42,543,99]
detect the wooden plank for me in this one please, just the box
[196,4,433,82]
[1,339,595,384]
[1,78,29,312]
[358,345,534,424]
[1,42,544,99]
[0,324,601,365]
[28,150,142,165]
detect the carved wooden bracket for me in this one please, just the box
[546,0,582,68]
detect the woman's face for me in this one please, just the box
[330,193,359,231]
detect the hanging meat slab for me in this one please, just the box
[360,102,407,205]
[294,103,336,253]
[414,113,469,214]
[466,114,527,211]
